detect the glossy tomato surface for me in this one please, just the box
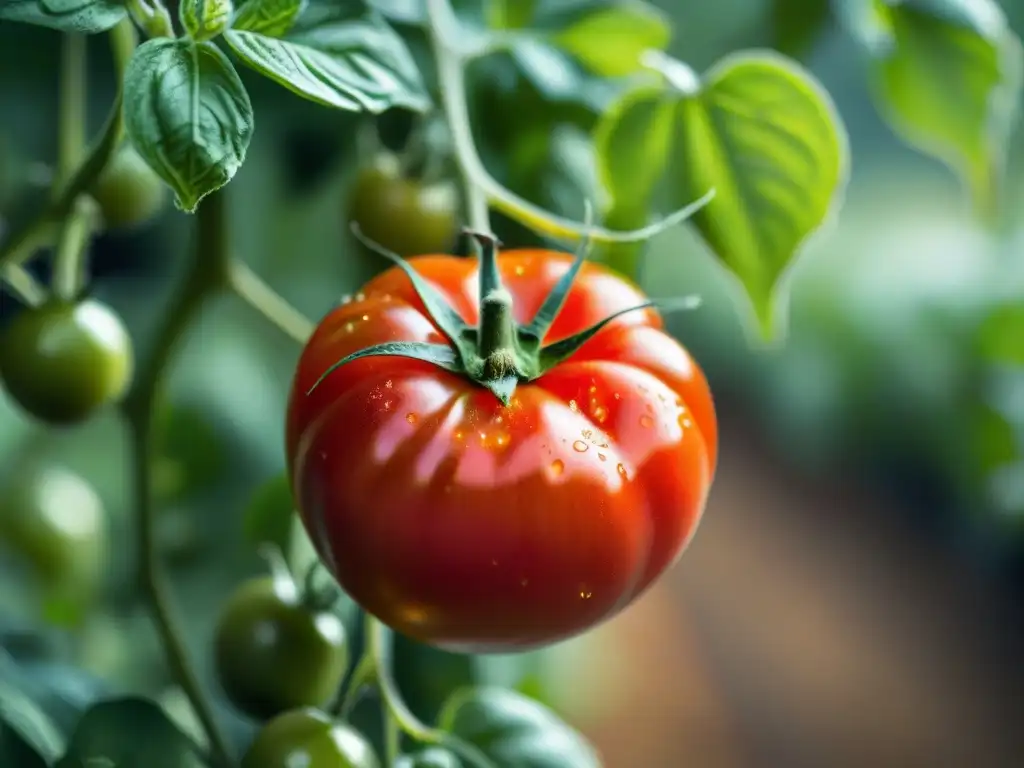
[286,251,717,653]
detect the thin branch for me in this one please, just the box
[226,260,314,345]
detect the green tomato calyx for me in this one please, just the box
[308,224,701,405]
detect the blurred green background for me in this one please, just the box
[2,1,1024,767]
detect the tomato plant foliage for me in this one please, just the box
[0,0,1022,766]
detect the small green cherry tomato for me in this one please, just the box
[0,299,133,426]
[347,153,459,257]
[89,145,166,231]
[241,709,380,768]
[213,577,348,721]
[0,463,106,600]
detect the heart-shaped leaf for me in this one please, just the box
[595,51,848,339]
[844,0,1023,221]
[123,39,254,212]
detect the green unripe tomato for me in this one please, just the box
[89,145,166,231]
[348,153,459,257]
[241,709,380,768]
[214,577,348,721]
[0,299,133,426]
[0,464,106,601]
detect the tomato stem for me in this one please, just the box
[478,289,517,377]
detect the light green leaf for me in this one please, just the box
[595,51,848,339]
[179,0,233,41]
[54,698,205,768]
[438,687,600,768]
[0,0,125,32]
[224,9,429,113]
[0,677,65,765]
[232,0,305,37]
[853,0,1023,220]
[552,3,670,76]
[123,39,254,213]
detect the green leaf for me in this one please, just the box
[488,0,535,29]
[595,52,848,339]
[123,39,254,213]
[179,0,233,41]
[242,473,294,554]
[551,3,671,76]
[0,676,64,765]
[438,687,600,768]
[224,9,430,113]
[852,0,1023,220]
[232,0,305,37]
[977,303,1024,364]
[0,0,125,32]
[55,698,205,768]
[394,635,478,726]
[769,0,831,56]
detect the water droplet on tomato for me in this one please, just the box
[579,586,593,600]
[569,399,579,413]
[406,413,418,424]
[617,463,628,479]
[339,293,353,305]
[454,431,465,441]
[354,292,366,301]
[550,459,564,476]
[645,402,654,412]
[385,379,393,388]
[598,453,607,461]
[514,264,525,276]
[613,392,621,400]
[592,405,608,423]
[361,314,370,322]
[678,413,692,429]
[343,321,355,333]
[521,578,529,587]
[572,440,588,453]
[639,414,654,428]
[581,429,593,440]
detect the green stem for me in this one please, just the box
[57,33,87,190]
[52,197,92,300]
[366,619,496,768]
[1,264,47,306]
[425,0,489,232]
[110,17,138,75]
[478,290,515,364]
[226,260,315,344]
[121,192,233,768]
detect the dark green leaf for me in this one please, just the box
[55,698,205,768]
[849,0,1022,219]
[977,303,1024,364]
[0,0,125,32]
[595,52,847,339]
[438,687,600,768]
[770,0,831,56]
[232,0,305,36]
[123,39,254,213]
[394,635,478,726]
[396,747,464,768]
[308,342,462,394]
[0,675,64,765]
[242,473,294,554]
[551,2,670,76]
[179,0,232,41]
[224,9,430,113]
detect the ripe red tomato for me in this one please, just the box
[286,248,716,653]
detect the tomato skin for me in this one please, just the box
[286,251,716,653]
[213,577,348,721]
[347,153,459,258]
[89,145,166,231]
[241,709,379,768]
[0,299,133,426]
